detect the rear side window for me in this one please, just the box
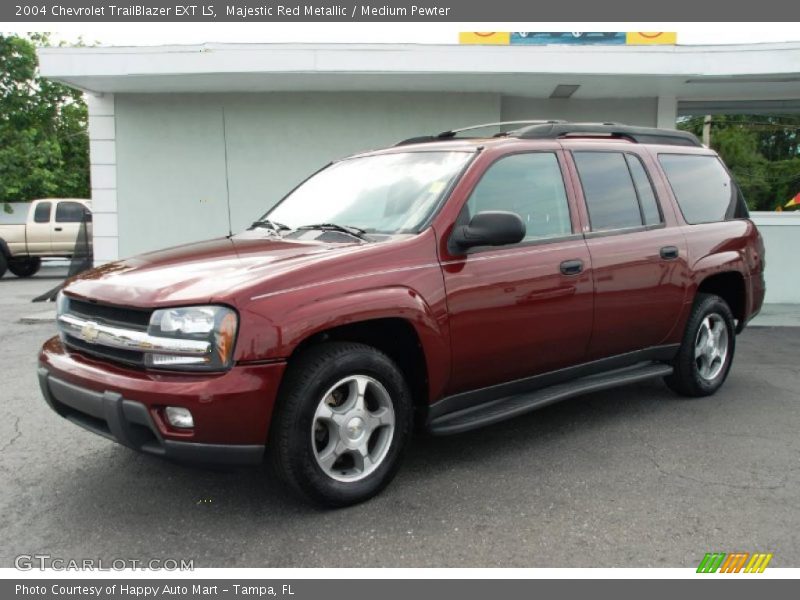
[658,154,749,224]
[33,202,51,223]
[467,152,572,242]
[625,155,662,226]
[573,152,642,231]
[55,202,88,223]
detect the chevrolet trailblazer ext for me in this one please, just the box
[39,122,765,506]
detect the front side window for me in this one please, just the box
[466,152,572,241]
[33,202,51,224]
[658,154,748,224]
[573,152,642,231]
[264,151,473,235]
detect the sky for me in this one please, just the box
[4,22,800,47]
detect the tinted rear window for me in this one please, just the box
[658,154,749,224]
[56,201,88,223]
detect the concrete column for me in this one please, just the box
[86,93,119,266]
[656,95,678,129]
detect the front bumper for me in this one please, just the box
[38,336,287,465]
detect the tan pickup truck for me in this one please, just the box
[0,199,91,279]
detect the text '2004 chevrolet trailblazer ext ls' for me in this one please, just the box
[39,121,765,506]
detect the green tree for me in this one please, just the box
[679,115,800,211]
[0,33,89,204]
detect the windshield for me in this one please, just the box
[263,151,474,235]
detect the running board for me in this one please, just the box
[427,362,673,436]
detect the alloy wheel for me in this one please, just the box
[311,375,395,482]
[694,313,729,381]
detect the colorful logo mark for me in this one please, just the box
[626,32,678,45]
[459,32,677,46]
[458,32,510,45]
[697,552,773,573]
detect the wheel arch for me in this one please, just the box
[696,271,747,325]
[289,317,432,416]
[243,285,451,411]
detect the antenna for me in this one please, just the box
[221,107,234,238]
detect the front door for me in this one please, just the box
[441,151,594,395]
[25,201,53,255]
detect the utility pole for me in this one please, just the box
[702,115,712,146]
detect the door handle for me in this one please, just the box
[660,246,679,260]
[54,227,63,232]
[560,259,584,276]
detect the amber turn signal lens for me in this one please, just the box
[216,311,237,365]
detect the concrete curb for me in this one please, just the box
[19,310,56,324]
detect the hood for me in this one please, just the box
[64,235,369,308]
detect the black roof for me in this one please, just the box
[396,121,702,148]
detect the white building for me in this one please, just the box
[38,41,800,301]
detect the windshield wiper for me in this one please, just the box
[295,223,370,241]
[249,218,291,235]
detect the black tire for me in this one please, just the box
[8,257,41,278]
[269,342,413,507]
[665,293,736,397]
[0,253,6,279]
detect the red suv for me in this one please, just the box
[38,122,765,506]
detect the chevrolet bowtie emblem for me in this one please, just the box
[80,322,100,343]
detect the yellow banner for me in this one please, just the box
[626,32,678,45]
[459,32,511,45]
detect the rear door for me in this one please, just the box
[51,201,90,255]
[566,147,688,360]
[25,201,53,255]
[441,150,594,394]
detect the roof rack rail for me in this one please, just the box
[512,122,702,147]
[395,120,566,146]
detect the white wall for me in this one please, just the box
[501,97,659,127]
[750,212,800,304]
[86,94,118,264]
[113,92,500,258]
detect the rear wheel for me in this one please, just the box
[8,257,41,278]
[0,253,6,279]
[665,293,736,397]
[269,342,413,507]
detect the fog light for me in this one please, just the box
[164,406,194,429]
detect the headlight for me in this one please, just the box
[145,305,238,371]
[55,291,69,341]
[56,290,68,317]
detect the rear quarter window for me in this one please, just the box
[55,201,88,223]
[658,154,749,224]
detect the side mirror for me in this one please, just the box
[450,211,526,252]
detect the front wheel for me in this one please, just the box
[0,253,7,279]
[8,257,41,278]
[665,293,736,397]
[269,342,413,507]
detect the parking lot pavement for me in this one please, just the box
[1,273,799,568]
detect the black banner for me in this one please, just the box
[5,579,800,600]
[3,0,799,21]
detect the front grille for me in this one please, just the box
[65,334,145,368]
[63,297,152,368]
[68,297,151,331]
